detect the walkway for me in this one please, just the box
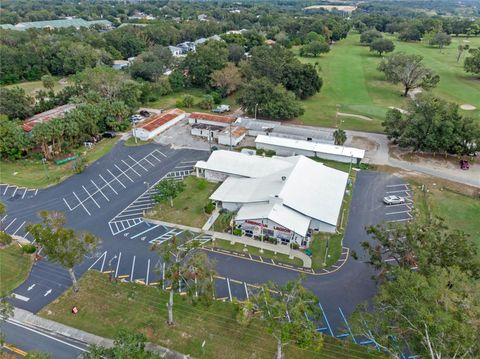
[144,218,312,268]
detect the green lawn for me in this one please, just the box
[208,238,304,267]
[146,88,239,113]
[147,176,218,228]
[0,244,33,296]
[0,138,119,188]
[123,137,151,147]
[413,186,480,250]
[294,34,480,132]
[2,77,67,95]
[39,271,385,359]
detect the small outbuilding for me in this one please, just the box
[188,112,235,128]
[133,108,186,141]
[255,135,365,164]
[217,126,247,147]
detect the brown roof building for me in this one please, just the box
[134,108,186,141]
[188,112,235,127]
[22,104,77,132]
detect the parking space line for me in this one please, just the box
[131,225,160,239]
[11,187,18,197]
[82,185,101,208]
[91,180,109,202]
[100,174,119,194]
[115,252,122,277]
[157,150,167,158]
[107,169,127,189]
[121,160,141,177]
[63,198,73,211]
[100,252,107,272]
[3,185,10,195]
[128,155,148,172]
[73,191,91,216]
[0,215,7,223]
[385,210,411,215]
[88,251,107,270]
[146,259,150,285]
[12,221,26,235]
[226,278,232,302]
[386,189,410,194]
[114,164,134,182]
[142,157,155,167]
[130,256,136,281]
[387,218,411,223]
[385,183,409,188]
[4,218,16,231]
[244,282,249,300]
[21,188,28,199]
[148,152,162,162]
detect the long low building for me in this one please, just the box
[22,104,77,132]
[133,109,186,141]
[255,134,365,164]
[195,150,348,247]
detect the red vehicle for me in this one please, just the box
[460,159,470,170]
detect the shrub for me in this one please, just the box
[21,243,36,254]
[233,228,242,236]
[196,178,208,190]
[0,231,13,245]
[182,95,194,108]
[204,201,215,214]
[291,243,300,250]
[198,95,215,110]
[72,156,87,174]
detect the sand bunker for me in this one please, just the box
[460,104,476,110]
[388,106,409,114]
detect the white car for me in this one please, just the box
[383,195,406,205]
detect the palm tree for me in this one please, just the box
[333,129,347,145]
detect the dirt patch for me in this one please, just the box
[350,136,377,151]
[460,104,476,110]
[388,106,409,114]
[408,87,422,100]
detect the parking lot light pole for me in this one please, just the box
[41,158,49,179]
[133,121,138,144]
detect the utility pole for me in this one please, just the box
[254,103,259,120]
[348,154,353,178]
[41,158,49,179]
[260,219,264,254]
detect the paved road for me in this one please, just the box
[1,320,87,358]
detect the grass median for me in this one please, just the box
[39,271,385,359]
[0,137,118,188]
[0,244,33,295]
[146,176,218,228]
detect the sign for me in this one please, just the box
[274,226,291,233]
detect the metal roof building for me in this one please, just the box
[195,151,348,246]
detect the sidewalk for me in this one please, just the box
[145,218,312,268]
[12,308,191,359]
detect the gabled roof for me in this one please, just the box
[189,112,235,124]
[22,104,77,132]
[137,108,185,132]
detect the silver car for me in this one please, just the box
[383,195,406,205]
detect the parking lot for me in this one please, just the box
[382,183,413,223]
[62,149,169,216]
[0,184,38,201]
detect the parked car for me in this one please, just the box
[383,195,406,205]
[212,104,230,113]
[460,159,470,170]
[102,131,116,138]
[139,110,150,117]
[129,114,142,123]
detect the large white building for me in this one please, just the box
[255,135,365,164]
[195,151,348,247]
[133,109,186,141]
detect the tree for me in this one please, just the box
[333,129,347,145]
[26,211,99,292]
[369,38,395,56]
[181,95,194,108]
[236,78,304,120]
[378,52,439,96]
[198,94,215,110]
[282,62,322,100]
[429,32,451,49]
[41,75,55,91]
[352,267,480,358]
[464,47,480,75]
[82,329,161,359]
[304,31,325,44]
[152,236,215,325]
[182,41,228,87]
[154,178,185,207]
[382,94,480,155]
[168,70,186,92]
[0,116,30,159]
[129,45,173,82]
[227,45,245,65]
[299,41,330,57]
[210,63,242,97]
[0,87,34,120]
[360,29,383,45]
[398,26,422,42]
[248,277,323,359]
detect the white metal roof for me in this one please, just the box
[195,150,292,178]
[236,202,311,236]
[255,134,365,159]
[203,151,348,228]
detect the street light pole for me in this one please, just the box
[254,103,258,120]
[133,121,138,144]
[41,158,49,179]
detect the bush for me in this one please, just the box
[0,231,13,245]
[198,95,215,110]
[233,228,242,236]
[196,178,208,190]
[291,243,300,250]
[72,156,87,174]
[204,201,215,214]
[267,237,278,244]
[21,243,36,254]
[256,148,276,157]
